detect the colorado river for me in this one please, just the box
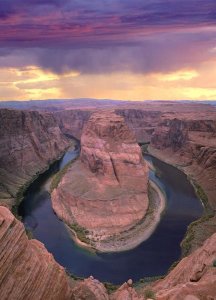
[19,143,203,284]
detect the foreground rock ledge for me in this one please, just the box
[52,111,150,251]
[0,206,72,300]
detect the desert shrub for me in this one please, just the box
[70,223,90,244]
[144,289,156,299]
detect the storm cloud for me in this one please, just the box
[0,0,216,76]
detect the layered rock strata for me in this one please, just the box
[52,111,150,251]
[0,109,70,209]
[0,206,72,300]
[54,109,92,139]
[150,115,216,253]
[151,116,216,207]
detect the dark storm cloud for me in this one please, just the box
[0,0,216,74]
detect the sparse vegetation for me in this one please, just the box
[144,289,156,299]
[104,282,119,294]
[70,223,90,244]
[137,276,163,286]
[50,158,77,192]
[141,143,150,154]
[192,181,209,212]
[213,260,216,267]
[181,213,214,257]
[180,179,215,257]
[25,228,33,239]
[69,272,85,281]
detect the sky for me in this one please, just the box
[0,0,216,101]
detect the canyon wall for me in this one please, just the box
[0,206,72,300]
[116,109,161,143]
[54,109,92,139]
[150,114,216,253]
[151,115,216,208]
[52,111,149,251]
[0,109,70,209]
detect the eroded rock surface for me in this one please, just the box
[111,281,144,300]
[52,111,149,251]
[0,206,72,300]
[72,277,109,300]
[153,232,216,300]
[0,109,70,209]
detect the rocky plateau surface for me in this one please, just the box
[52,111,150,251]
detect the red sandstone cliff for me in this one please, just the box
[0,109,70,209]
[52,111,149,251]
[0,206,72,300]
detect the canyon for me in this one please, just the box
[0,101,216,299]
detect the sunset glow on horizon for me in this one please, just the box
[1,0,216,101]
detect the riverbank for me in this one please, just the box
[147,146,216,256]
[63,179,166,253]
[14,141,76,217]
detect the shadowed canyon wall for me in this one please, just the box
[0,109,70,209]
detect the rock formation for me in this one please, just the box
[153,232,216,299]
[52,111,149,251]
[72,277,109,300]
[0,206,72,300]
[0,109,70,209]
[110,280,144,300]
[54,109,92,139]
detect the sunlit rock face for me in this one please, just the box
[52,111,149,247]
[0,108,70,209]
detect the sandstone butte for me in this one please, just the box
[52,111,150,251]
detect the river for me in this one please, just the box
[19,144,203,284]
